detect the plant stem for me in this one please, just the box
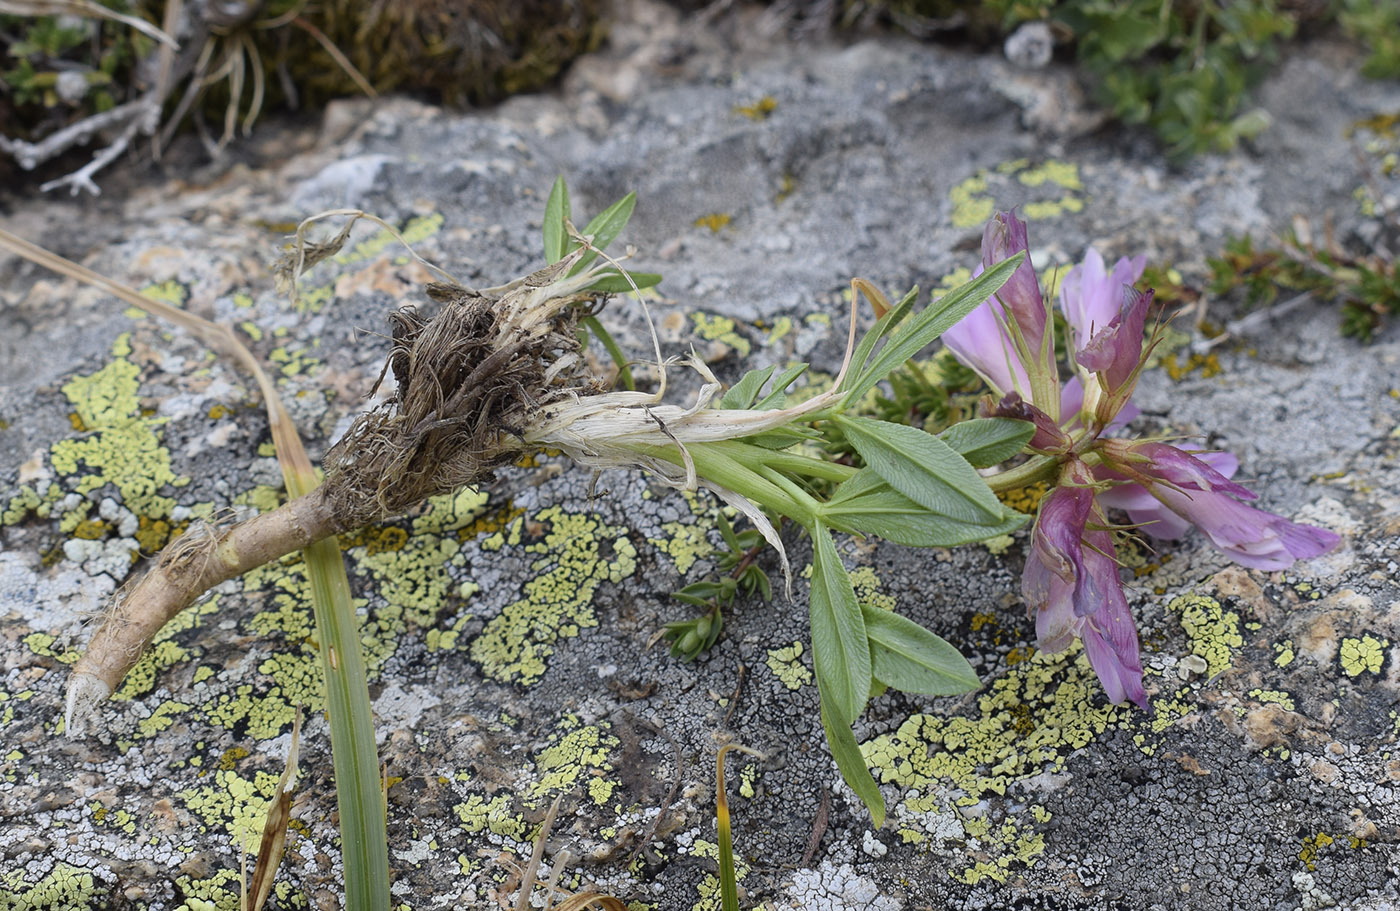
[983,454,1059,494]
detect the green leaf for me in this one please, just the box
[862,604,980,695]
[822,469,1028,547]
[845,286,919,397]
[841,256,1022,404]
[569,191,637,275]
[754,362,809,409]
[543,176,571,264]
[809,523,871,726]
[721,365,777,410]
[740,427,818,450]
[938,417,1035,468]
[581,270,662,294]
[834,415,1002,523]
[819,697,886,828]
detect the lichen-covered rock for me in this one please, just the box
[1,4,1398,908]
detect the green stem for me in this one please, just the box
[709,440,857,483]
[983,454,1059,493]
[639,443,814,525]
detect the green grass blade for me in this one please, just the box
[543,177,571,264]
[302,537,392,911]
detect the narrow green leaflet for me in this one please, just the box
[834,414,1002,523]
[569,191,638,275]
[841,255,1023,404]
[862,604,980,695]
[844,286,919,396]
[819,698,886,828]
[721,364,778,410]
[809,523,871,727]
[939,417,1035,468]
[543,176,571,264]
[753,362,809,409]
[821,468,1028,546]
[722,362,810,410]
[580,269,662,294]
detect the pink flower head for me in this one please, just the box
[1099,441,1340,571]
[1077,286,1154,397]
[1023,460,1147,708]
[1059,247,1147,353]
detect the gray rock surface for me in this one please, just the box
[2,3,1398,909]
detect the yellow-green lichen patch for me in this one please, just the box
[862,644,1126,879]
[267,343,322,379]
[113,596,222,702]
[411,487,492,536]
[1300,832,1336,872]
[738,763,759,799]
[764,315,793,344]
[1,863,103,909]
[470,507,637,684]
[2,485,45,525]
[950,173,995,229]
[1339,634,1389,677]
[848,566,896,612]
[354,533,463,653]
[24,631,81,665]
[140,279,189,307]
[173,868,242,911]
[687,838,750,911]
[50,336,181,518]
[454,793,527,841]
[199,560,326,738]
[1165,594,1243,678]
[691,312,752,358]
[951,160,1085,229]
[528,716,620,806]
[1160,350,1223,382]
[1275,639,1296,667]
[1250,689,1296,711]
[650,521,715,576]
[178,767,282,854]
[954,814,1048,885]
[1017,160,1082,190]
[765,640,812,691]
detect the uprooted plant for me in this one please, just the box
[35,180,1342,902]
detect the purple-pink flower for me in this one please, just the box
[1023,460,1146,707]
[944,212,1341,709]
[943,211,1059,405]
[1059,247,1147,353]
[1098,441,1340,572]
